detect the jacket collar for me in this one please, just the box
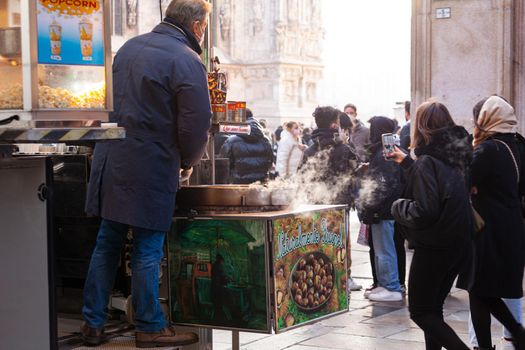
[152,17,203,55]
[414,125,471,169]
[312,128,342,149]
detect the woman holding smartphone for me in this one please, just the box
[390,101,472,350]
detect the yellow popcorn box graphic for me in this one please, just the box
[49,19,62,58]
[79,17,93,60]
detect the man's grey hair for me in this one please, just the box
[166,0,212,29]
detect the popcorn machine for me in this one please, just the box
[0,0,112,122]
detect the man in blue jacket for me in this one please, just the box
[82,0,212,347]
[220,111,274,184]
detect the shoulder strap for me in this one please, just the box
[494,139,519,184]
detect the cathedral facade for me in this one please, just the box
[211,0,324,129]
[110,0,325,130]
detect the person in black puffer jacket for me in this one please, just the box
[390,101,472,350]
[358,116,403,302]
[220,116,274,184]
[300,106,360,205]
[360,116,406,297]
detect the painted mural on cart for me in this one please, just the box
[168,219,270,332]
[273,209,348,332]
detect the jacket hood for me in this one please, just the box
[368,116,397,143]
[414,125,472,169]
[239,118,268,143]
[311,128,343,148]
[364,141,383,157]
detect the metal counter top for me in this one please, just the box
[0,126,125,144]
[174,204,348,220]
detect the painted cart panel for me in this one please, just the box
[272,208,349,332]
[168,219,271,333]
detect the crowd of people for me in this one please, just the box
[76,0,525,348]
[218,97,525,350]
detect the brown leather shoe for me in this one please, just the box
[80,323,107,346]
[136,326,199,348]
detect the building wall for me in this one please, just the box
[213,0,324,130]
[412,0,524,133]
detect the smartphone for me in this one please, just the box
[382,133,400,160]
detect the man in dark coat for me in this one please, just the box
[344,103,370,161]
[82,0,212,347]
[301,106,360,205]
[219,115,274,184]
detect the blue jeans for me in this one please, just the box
[469,298,523,346]
[371,220,401,292]
[82,219,167,332]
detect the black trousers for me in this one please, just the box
[470,293,524,348]
[369,225,406,285]
[408,248,469,350]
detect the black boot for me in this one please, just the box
[512,327,525,350]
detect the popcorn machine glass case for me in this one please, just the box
[0,0,112,121]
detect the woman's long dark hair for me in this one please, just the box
[411,101,456,149]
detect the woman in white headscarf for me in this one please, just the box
[461,95,525,350]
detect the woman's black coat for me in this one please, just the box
[462,133,525,298]
[391,126,473,251]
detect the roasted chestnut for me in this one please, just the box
[307,294,314,305]
[285,314,295,327]
[290,252,335,310]
[299,259,306,269]
[307,278,313,287]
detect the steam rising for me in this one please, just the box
[251,148,382,210]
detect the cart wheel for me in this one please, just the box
[125,295,135,325]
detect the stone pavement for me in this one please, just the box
[211,211,521,350]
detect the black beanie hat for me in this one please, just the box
[339,112,352,131]
[368,116,397,143]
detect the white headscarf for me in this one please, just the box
[473,95,517,148]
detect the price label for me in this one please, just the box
[219,124,251,135]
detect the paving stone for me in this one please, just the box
[300,332,426,350]
[332,323,410,338]
[286,345,336,350]
[350,292,370,309]
[318,312,369,328]
[385,327,425,343]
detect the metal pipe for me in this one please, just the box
[210,134,216,184]
[232,330,240,350]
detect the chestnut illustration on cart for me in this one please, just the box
[288,252,334,312]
